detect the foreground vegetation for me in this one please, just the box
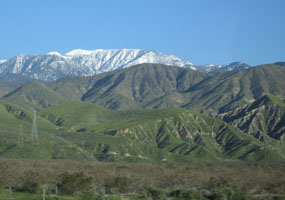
[0,158,285,199]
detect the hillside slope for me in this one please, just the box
[0,73,32,97]
[39,102,284,162]
[2,81,67,110]
[50,63,210,110]
[183,64,285,113]
[219,95,285,141]
[2,64,285,114]
[0,101,97,160]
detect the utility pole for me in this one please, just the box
[31,110,39,141]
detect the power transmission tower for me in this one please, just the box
[31,110,39,141]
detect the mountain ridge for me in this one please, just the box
[2,63,285,113]
[0,49,195,81]
[0,49,257,82]
[218,94,285,140]
[0,64,285,162]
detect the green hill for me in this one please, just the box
[1,64,285,163]
[3,63,285,114]
[48,63,285,113]
[0,101,96,160]
[0,73,32,97]
[50,63,210,110]
[0,100,284,162]
[2,81,67,110]
[219,94,285,141]
[38,102,284,162]
[183,64,285,113]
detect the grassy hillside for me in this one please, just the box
[38,102,284,162]
[184,64,285,113]
[50,63,210,110]
[48,75,95,101]
[0,99,284,163]
[2,81,67,110]
[49,64,285,113]
[219,95,285,141]
[3,64,285,114]
[0,101,96,160]
[0,73,32,97]
[1,64,285,163]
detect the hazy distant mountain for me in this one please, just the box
[0,73,33,97]
[194,62,251,73]
[0,49,255,82]
[0,49,195,81]
[274,62,285,66]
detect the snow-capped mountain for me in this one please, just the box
[0,49,195,81]
[0,60,6,64]
[219,62,251,72]
[195,62,251,73]
[195,64,225,73]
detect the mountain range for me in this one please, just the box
[0,49,284,163]
[0,49,194,82]
[4,63,284,113]
[0,49,250,82]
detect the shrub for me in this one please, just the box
[147,187,166,200]
[207,177,252,200]
[57,172,93,195]
[169,189,200,199]
[104,176,132,193]
[16,180,39,193]
[77,191,99,200]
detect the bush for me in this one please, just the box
[207,177,252,200]
[147,187,166,200]
[169,189,201,199]
[18,180,39,193]
[57,172,93,195]
[104,176,132,193]
[77,191,99,200]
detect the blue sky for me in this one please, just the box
[0,0,284,65]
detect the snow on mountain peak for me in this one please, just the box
[47,52,62,56]
[0,49,196,81]
[65,49,95,56]
[0,60,7,64]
